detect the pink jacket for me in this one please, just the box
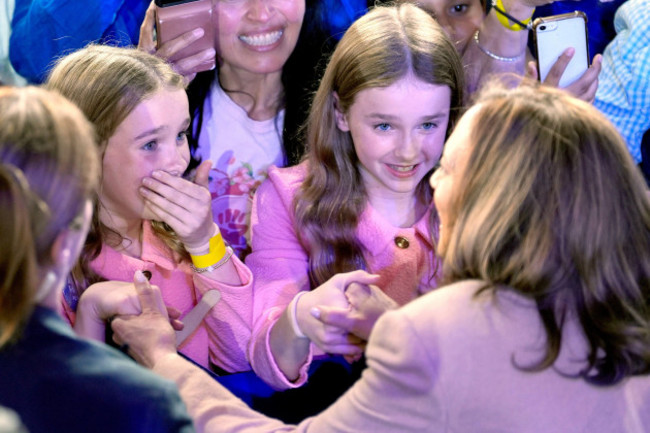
[64,221,254,373]
[154,279,650,433]
[246,163,440,390]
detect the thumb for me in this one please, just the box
[133,270,162,314]
[193,160,213,189]
[525,61,539,81]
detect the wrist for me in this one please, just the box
[492,0,535,31]
[184,223,219,254]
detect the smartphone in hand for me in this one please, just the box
[154,0,216,72]
[533,11,589,88]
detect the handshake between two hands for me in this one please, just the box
[295,270,399,362]
[74,271,186,368]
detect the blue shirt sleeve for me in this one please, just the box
[10,0,147,83]
[594,0,650,163]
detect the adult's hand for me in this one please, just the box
[111,271,177,368]
[527,51,602,103]
[138,2,216,83]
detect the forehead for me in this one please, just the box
[442,104,479,162]
[351,76,452,115]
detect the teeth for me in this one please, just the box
[239,30,283,47]
[390,165,416,172]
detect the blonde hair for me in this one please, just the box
[0,86,99,347]
[46,45,188,295]
[295,3,464,286]
[443,82,650,385]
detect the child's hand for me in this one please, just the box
[296,271,381,355]
[74,281,142,341]
[140,160,215,250]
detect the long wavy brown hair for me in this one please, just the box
[0,87,99,347]
[46,45,189,296]
[443,82,650,385]
[295,3,464,287]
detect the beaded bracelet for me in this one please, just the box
[473,29,525,63]
[492,0,534,31]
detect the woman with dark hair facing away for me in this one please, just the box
[113,81,650,432]
[0,86,194,433]
[244,3,465,390]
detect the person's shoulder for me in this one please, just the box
[398,280,487,317]
[2,311,192,432]
[386,280,535,338]
[267,162,308,186]
[257,162,308,201]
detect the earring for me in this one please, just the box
[34,271,57,303]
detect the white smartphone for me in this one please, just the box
[533,11,589,88]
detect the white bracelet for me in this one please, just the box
[287,291,308,339]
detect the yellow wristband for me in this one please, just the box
[495,0,534,31]
[190,232,226,268]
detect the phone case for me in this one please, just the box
[533,11,589,88]
[155,0,215,72]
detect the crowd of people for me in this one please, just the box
[1,1,649,432]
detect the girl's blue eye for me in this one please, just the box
[376,123,391,131]
[422,122,437,130]
[177,130,190,143]
[142,141,157,151]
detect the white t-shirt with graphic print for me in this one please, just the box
[195,81,285,256]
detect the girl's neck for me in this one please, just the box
[365,188,426,228]
[218,66,284,121]
[99,209,144,258]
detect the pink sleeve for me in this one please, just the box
[245,168,315,390]
[192,256,255,374]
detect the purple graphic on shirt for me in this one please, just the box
[207,154,266,257]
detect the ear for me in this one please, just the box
[49,230,74,274]
[49,200,92,274]
[333,92,350,132]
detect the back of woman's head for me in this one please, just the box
[46,44,185,147]
[0,86,99,347]
[445,82,650,385]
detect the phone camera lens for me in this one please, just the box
[540,25,546,31]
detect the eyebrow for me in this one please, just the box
[133,117,191,140]
[365,112,448,121]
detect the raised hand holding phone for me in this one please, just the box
[139,1,217,82]
[533,11,589,88]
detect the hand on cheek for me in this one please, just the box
[139,160,215,249]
